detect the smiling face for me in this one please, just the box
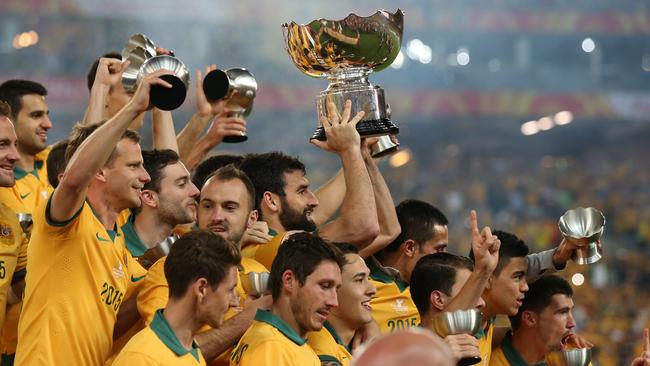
[102,138,150,210]
[290,260,341,335]
[277,170,318,232]
[0,117,19,187]
[14,94,52,156]
[331,254,377,328]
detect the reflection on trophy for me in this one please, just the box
[121,34,190,111]
[240,272,270,298]
[138,235,178,269]
[16,213,32,232]
[202,68,258,142]
[431,309,483,366]
[558,207,605,265]
[282,10,404,141]
[547,348,592,366]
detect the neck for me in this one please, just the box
[264,213,286,234]
[271,297,305,338]
[511,329,548,365]
[375,252,409,283]
[164,299,202,350]
[133,210,175,248]
[15,149,35,172]
[326,314,357,346]
[86,189,119,230]
[419,310,439,331]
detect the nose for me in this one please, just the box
[476,296,486,309]
[6,144,19,163]
[42,115,53,130]
[140,168,151,183]
[189,182,200,199]
[366,282,377,297]
[211,207,226,223]
[306,190,318,207]
[521,281,529,293]
[567,311,576,329]
[325,289,338,309]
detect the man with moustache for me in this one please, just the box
[137,165,271,365]
[113,231,241,365]
[231,232,345,366]
[307,243,376,366]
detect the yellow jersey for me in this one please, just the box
[0,148,52,214]
[16,199,138,366]
[137,256,268,366]
[306,322,352,366]
[367,257,419,334]
[0,204,27,328]
[477,317,496,366]
[241,229,286,270]
[491,332,592,366]
[230,309,319,366]
[112,309,206,366]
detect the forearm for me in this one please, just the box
[113,295,140,340]
[182,134,221,172]
[177,113,212,162]
[82,84,110,125]
[358,157,400,258]
[195,306,257,361]
[445,269,491,312]
[152,109,179,152]
[312,169,345,226]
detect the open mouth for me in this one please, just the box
[315,308,329,322]
[209,225,228,233]
[361,300,372,311]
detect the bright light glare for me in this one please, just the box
[572,273,585,286]
[389,149,412,168]
[391,50,405,69]
[582,38,596,53]
[554,111,573,125]
[406,39,432,64]
[457,49,470,66]
[537,116,554,130]
[521,121,539,136]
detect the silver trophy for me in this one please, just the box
[138,235,179,269]
[558,207,605,265]
[240,272,270,297]
[121,34,190,111]
[431,309,483,366]
[202,68,258,142]
[282,10,404,141]
[547,348,592,366]
[16,213,32,232]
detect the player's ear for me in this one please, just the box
[281,269,296,293]
[401,240,417,258]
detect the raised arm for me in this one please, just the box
[151,108,179,152]
[82,57,129,126]
[358,138,401,258]
[311,169,344,226]
[52,70,171,222]
[445,210,499,312]
[312,100,379,246]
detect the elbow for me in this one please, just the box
[356,221,380,244]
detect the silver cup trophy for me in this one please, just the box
[558,207,605,265]
[432,309,483,366]
[16,213,32,232]
[122,34,190,111]
[240,272,270,298]
[202,67,258,142]
[282,10,404,141]
[547,348,592,366]
[138,235,179,269]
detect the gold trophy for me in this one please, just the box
[282,10,404,141]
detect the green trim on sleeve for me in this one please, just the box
[44,195,84,227]
[318,355,343,365]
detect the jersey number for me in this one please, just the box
[100,282,124,311]
[387,317,418,331]
[0,261,5,279]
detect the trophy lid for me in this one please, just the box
[282,9,404,78]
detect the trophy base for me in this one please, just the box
[222,134,248,143]
[310,118,399,141]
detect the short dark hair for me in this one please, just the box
[65,121,140,166]
[204,165,255,211]
[332,242,359,256]
[87,52,121,91]
[142,149,180,192]
[239,152,306,215]
[164,230,241,299]
[382,200,448,253]
[0,79,47,120]
[192,154,243,191]
[410,253,474,316]
[0,101,11,118]
[470,230,529,276]
[270,232,345,301]
[46,139,69,188]
[510,275,573,330]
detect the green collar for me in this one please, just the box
[474,316,495,339]
[121,213,148,257]
[501,332,548,366]
[150,309,201,362]
[254,309,306,345]
[324,321,350,352]
[87,200,120,242]
[13,160,43,180]
[268,228,278,236]
[367,256,408,292]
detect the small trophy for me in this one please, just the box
[16,213,32,232]
[240,272,270,298]
[431,309,483,366]
[558,207,605,265]
[138,235,178,269]
[203,68,258,142]
[282,10,404,141]
[121,34,190,111]
[547,348,592,366]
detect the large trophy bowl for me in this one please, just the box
[547,348,592,366]
[282,9,404,141]
[241,272,270,298]
[558,207,605,265]
[432,309,483,366]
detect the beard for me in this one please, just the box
[278,196,317,232]
[158,199,196,226]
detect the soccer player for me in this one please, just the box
[490,275,584,366]
[230,232,345,366]
[112,230,240,365]
[307,244,376,365]
[15,70,171,365]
